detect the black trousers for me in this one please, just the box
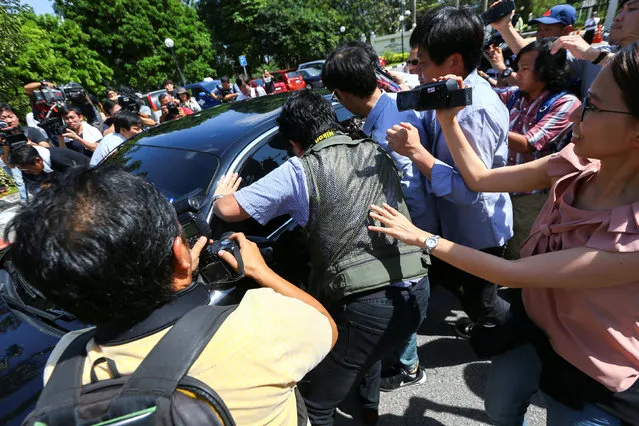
[300,277,430,425]
[430,246,510,326]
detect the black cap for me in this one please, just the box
[220,76,230,83]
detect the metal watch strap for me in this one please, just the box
[423,235,440,255]
[212,194,224,202]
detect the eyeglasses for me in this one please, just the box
[407,59,419,66]
[330,91,340,103]
[581,96,635,121]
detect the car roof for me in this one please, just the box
[298,60,325,67]
[123,93,292,158]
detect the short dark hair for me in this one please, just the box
[7,166,180,325]
[102,99,118,115]
[611,42,639,119]
[162,79,174,87]
[236,78,249,87]
[63,105,83,117]
[516,38,571,93]
[0,102,17,115]
[410,6,484,74]
[323,43,378,98]
[220,76,230,83]
[105,87,118,96]
[8,144,40,166]
[277,89,339,150]
[113,110,142,133]
[158,93,169,103]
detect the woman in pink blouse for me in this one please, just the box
[376,43,639,425]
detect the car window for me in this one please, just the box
[272,73,284,82]
[238,133,289,187]
[286,71,301,78]
[303,68,321,77]
[105,145,220,201]
[190,86,205,97]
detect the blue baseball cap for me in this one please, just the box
[529,4,576,26]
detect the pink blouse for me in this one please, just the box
[521,144,639,392]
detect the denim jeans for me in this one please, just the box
[300,277,430,425]
[399,332,419,371]
[485,343,622,426]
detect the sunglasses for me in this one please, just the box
[407,59,419,66]
[581,96,634,121]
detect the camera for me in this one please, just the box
[0,121,28,149]
[173,197,244,286]
[118,94,141,114]
[397,79,472,112]
[481,0,515,25]
[165,102,180,119]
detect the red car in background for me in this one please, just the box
[250,77,287,95]
[272,69,307,92]
[378,56,387,67]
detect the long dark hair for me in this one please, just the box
[611,42,639,119]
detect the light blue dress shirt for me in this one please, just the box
[362,92,440,234]
[420,70,513,249]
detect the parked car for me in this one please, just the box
[298,68,324,89]
[143,89,167,123]
[250,77,287,95]
[272,69,306,92]
[0,93,356,425]
[297,60,325,72]
[185,80,222,110]
[378,56,387,67]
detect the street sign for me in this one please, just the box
[238,55,248,66]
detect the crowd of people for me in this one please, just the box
[2,1,639,425]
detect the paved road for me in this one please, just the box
[335,285,547,425]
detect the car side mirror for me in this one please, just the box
[198,92,207,98]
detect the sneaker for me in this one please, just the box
[453,318,475,339]
[379,366,426,392]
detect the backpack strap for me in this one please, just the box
[536,90,570,122]
[32,328,96,411]
[119,304,237,399]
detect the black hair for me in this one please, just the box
[343,40,379,66]
[323,43,378,98]
[611,42,639,119]
[113,110,142,133]
[63,105,83,117]
[277,89,339,150]
[162,79,174,87]
[8,144,40,166]
[410,6,484,74]
[102,99,118,115]
[158,93,169,103]
[220,76,230,83]
[236,78,249,87]
[515,38,570,93]
[7,166,180,325]
[0,102,17,115]
[105,87,118,96]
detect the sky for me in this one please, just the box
[23,0,55,15]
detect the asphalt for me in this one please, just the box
[335,284,547,425]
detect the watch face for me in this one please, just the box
[502,69,512,78]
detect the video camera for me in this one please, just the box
[397,79,472,112]
[116,87,142,114]
[0,121,28,149]
[172,197,244,287]
[481,0,515,26]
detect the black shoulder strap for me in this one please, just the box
[33,328,96,411]
[120,304,237,398]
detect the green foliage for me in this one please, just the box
[0,1,32,115]
[54,0,216,91]
[382,51,409,66]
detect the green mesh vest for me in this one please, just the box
[300,133,428,306]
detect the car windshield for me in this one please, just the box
[286,71,301,78]
[301,68,321,77]
[104,145,220,201]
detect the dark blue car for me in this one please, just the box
[0,92,355,424]
[185,80,222,110]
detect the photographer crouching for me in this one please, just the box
[0,102,51,202]
[8,166,336,425]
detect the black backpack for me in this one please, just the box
[23,304,237,426]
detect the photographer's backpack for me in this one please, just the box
[22,304,237,426]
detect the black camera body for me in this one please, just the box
[166,102,180,119]
[118,94,141,114]
[0,121,28,149]
[397,79,472,112]
[481,0,516,25]
[173,198,244,286]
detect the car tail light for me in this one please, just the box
[148,94,159,111]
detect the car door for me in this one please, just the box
[189,85,219,109]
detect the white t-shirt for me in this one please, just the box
[237,86,267,101]
[64,122,103,154]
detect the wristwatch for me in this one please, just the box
[591,50,608,65]
[423,235,440,255]
[500,68,513,79]
[212,194,225,202]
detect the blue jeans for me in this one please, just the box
[300,277,430,425]
[485,343,622,426]
[399,332,419,371]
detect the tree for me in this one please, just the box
[0,1,32,114]
[54,0,216,91]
